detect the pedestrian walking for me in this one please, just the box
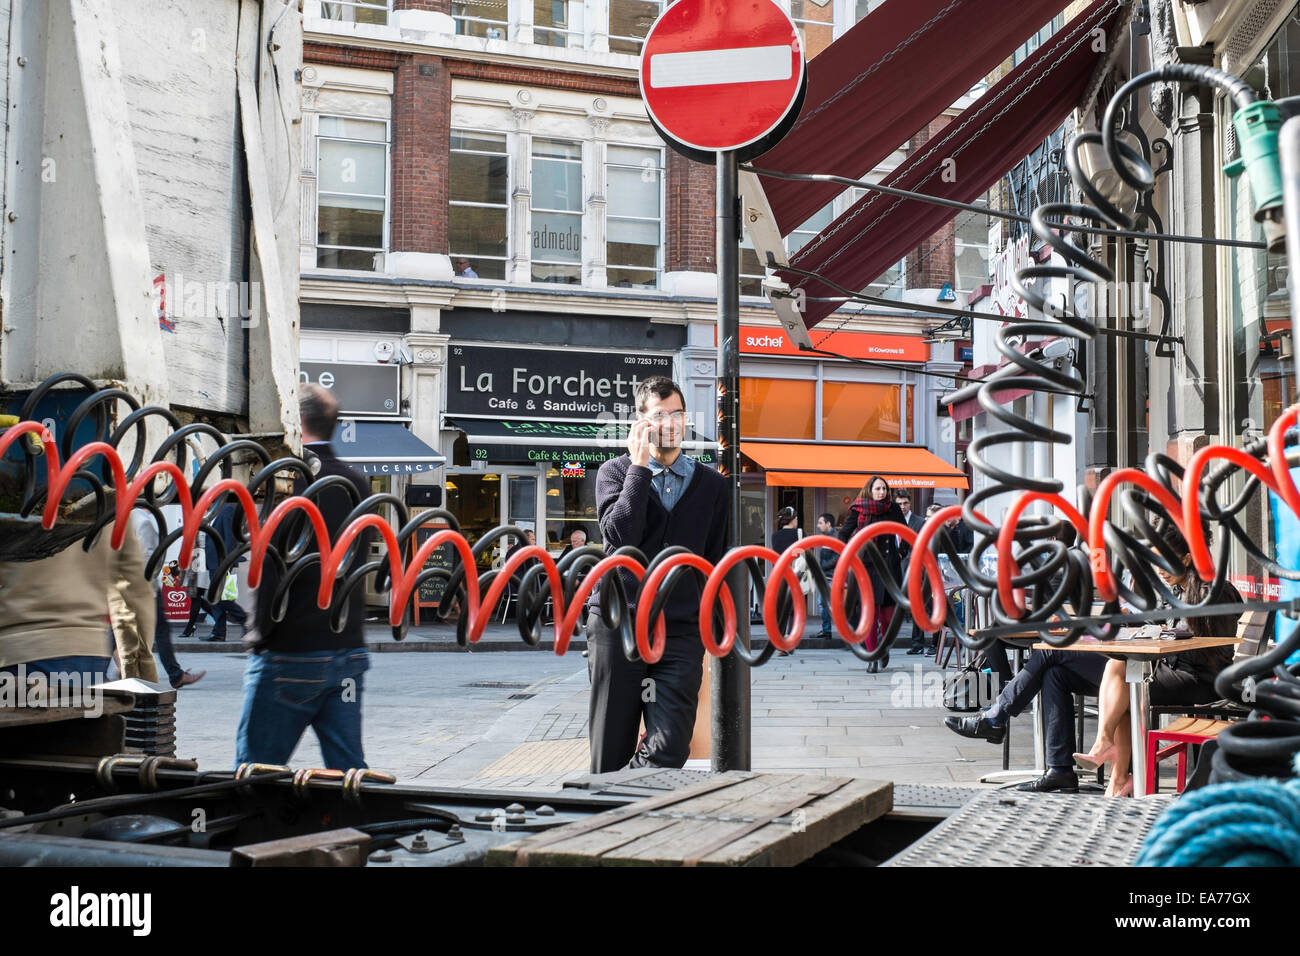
[586,376,730,772]
[815,512,838,640]
[129,507,204,688]
[838,475,905,673]
[236,384,374,771]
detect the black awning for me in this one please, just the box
[332,421,446,476]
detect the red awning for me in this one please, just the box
[778,0,1127,331]
[757,0,1075,236]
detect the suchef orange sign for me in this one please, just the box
[738,326,928,362]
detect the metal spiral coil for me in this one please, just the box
[3,376,1300,685]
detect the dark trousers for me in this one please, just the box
[153,590,183,686]
[184,590,246,636]
[993,649,1106,770]
[586,610,704,773]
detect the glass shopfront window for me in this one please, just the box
[544,461,602,550]
[739,377,816,439]
[822,381,901,442]
[1217,11,1300,590]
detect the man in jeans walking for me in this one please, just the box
[236,385,373,770]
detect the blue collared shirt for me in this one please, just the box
[646,453,696,513]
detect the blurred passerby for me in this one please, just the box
[129,507,204,688]
[1,530,155,686]
[237,384,373,771]
[199,502,248,642]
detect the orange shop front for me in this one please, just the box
[734,324,968,548]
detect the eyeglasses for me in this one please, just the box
[644,411,686,424]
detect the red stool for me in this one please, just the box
[1144,716,1234,794]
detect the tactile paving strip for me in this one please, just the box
[883,790,1175,866]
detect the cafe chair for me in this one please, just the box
[1143,611,1273,794]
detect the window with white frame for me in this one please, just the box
[449,130,510,280]
[453,0,509,39]
[954,207,991,294]
[790,0,835,59]
[606,145,663,289]
[534,0,586,47]
[609,0,665,55]
[531,138,584,283]
[316,116,388,270]
[319,0,389,25]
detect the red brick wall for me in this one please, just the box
[391,55,450,254]
[304,42,400,70]
[666,151,715,272]
[444,61,639,98]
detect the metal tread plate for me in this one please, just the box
[890,784,981,813]
[883,789,1176,867]
[563,768,718,796]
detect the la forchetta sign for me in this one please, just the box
[447,345,674,420]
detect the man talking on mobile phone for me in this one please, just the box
[587,376,730,772]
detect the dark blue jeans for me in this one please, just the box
[0,655,110,684]
[235,648,370,771]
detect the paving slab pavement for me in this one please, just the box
[171,643,1047,793]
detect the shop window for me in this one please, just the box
[535,0,585,47]
[740,377,816,439]
[852,0,886,24]
[822,381,901,442]
[609,0,664,55]
[531,138,584,284]
[453,0,509,38]
[545,462,602,548]
[445,473,502,571]
[316,116,388,271]
[606,145,663,289]
[320,0,389,25]
[450,130,510,280]
[789,0,834,59]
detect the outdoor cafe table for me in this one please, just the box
[1031,636,1240,797]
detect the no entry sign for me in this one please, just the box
[640,0,805,158]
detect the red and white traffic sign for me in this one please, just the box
[640,0,805,154]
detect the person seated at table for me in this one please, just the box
[1073,524,1243,796]
[945,635,1108,792]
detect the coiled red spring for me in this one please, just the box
[4,383,1300,666]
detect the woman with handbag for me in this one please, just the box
[838,476,905,673]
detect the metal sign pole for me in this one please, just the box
[712,149,751,771]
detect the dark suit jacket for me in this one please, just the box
[254,442,372,651]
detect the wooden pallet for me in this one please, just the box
[487,772,892,867]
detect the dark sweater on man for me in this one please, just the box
[253,442,372,652]
[591,454,730,636]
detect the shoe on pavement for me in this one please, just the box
[202,633,226,642]
[1014,769,1080,793]
[907,646,924,655]
[944,712,1006,745]
[172,670,205,689]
